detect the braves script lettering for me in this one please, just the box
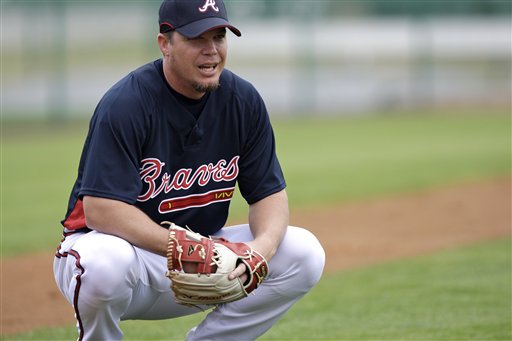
[138,156,239,202]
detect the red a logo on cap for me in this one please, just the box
[199,0,219,12]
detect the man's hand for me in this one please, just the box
[164,222,268,306]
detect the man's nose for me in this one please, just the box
[202,40,218,55]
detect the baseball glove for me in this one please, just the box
[161,221,269,306]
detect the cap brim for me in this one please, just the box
[176,17,241,38]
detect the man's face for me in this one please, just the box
[162,28,227,99]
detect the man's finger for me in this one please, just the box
[229,263,246,280]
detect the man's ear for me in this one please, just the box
[157,33,171,56]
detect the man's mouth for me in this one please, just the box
[198,64,217,72]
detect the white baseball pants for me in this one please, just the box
[53,225,325,341]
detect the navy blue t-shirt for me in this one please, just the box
[62,59,286,236]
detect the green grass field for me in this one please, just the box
[1,110,511,340]
[2,111,509,257]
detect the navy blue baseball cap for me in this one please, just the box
[159,0,241,38]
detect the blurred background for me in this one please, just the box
[2,0,510,120]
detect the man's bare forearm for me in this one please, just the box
[83,196,168,257]
[247,189,289,261]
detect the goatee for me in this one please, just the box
[193,82,220,93]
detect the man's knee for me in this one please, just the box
[272,226,325,294]
[73,233,139,302]
[291,227,325,288]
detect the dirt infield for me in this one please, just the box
[1,178,510,335]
